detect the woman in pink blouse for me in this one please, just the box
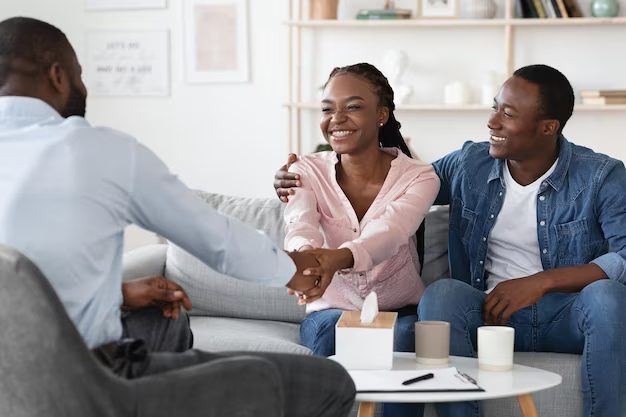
[283,63,440,358]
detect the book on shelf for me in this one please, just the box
[555,0,569,17]
[518,0,538,18]
[356,8,411,20]
[533,0,547,18]
[582,96,626,105]
[519,0,582,17]
[580,90,626,98]
[563,0,583,17]
[542,0,557,18]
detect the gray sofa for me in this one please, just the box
[123,191,583,417]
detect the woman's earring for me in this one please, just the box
[379,122,384,127]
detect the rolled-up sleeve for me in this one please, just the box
[590,160,626,284]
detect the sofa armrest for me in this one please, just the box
[123,244,168,281]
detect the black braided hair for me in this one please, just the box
[324,63,412,158]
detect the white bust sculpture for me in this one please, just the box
[381,49,413,105]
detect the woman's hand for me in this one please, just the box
[296,248,354,303]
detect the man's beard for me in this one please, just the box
[61,83,86,118]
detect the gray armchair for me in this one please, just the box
[0,245,282,417]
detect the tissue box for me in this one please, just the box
[335,311,397,370]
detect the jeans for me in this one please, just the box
[418,278,626,417]
[301,306,424,417]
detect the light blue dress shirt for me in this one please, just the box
[0,96,296,349]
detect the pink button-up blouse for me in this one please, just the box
[284,148,440,313]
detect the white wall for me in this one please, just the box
[2,0,625,250]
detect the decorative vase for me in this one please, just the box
[591,0,619,17]
[309,0,339,20]
[460,0,497,19]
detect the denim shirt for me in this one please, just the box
[432,136,626,291]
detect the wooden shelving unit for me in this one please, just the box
[285,0,626,153]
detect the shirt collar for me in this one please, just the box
[0,96,63,125]
[486,135,571,191]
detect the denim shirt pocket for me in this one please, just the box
[452,198,478,244]
[555,218,590,265]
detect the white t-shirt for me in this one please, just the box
[485,159,558,292]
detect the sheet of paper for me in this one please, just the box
[349,367,483,392]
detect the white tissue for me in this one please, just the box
[360,291,379,324]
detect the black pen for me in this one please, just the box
[402,372,435,386]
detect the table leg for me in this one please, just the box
[357,401,376,417]
[517,393,538,417]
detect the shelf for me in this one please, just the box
[284,19,508,28]
[285,16,626,28]
[285,103,626,112]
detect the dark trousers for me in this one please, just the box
[93,307,356,417]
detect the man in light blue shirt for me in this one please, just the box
[0,17,354,417]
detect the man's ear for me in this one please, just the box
[541,119,560,137]
[46,61,70,95]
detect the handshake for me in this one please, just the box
[285,248,353,304]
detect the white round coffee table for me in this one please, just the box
[333,352,562,417]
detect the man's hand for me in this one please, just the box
[483,274,548,325]
[298,248,354,304]
[122,276,192,319]
[273,153,301,203]
[286,251,321,295]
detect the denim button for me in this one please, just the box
[540,220,546,226]
[542,249,547,254]
[539,195,546,201]
[476,278,481,282]
[499,192,503,197]
[490,214,494,219]
[482,237,487,241]
[479,260,484,265]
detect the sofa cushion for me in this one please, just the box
[421,206,450,286]
[190,316,311,355]
[164,191,306,323]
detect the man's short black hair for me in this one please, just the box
[513,64,574,134]
[0,17,70,86]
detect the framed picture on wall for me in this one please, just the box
[418,0,458,18]
[183,0,249,83]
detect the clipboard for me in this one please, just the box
[349,367,484,393]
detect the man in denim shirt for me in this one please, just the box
[275,64,626,417]
[418,65,626,417]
